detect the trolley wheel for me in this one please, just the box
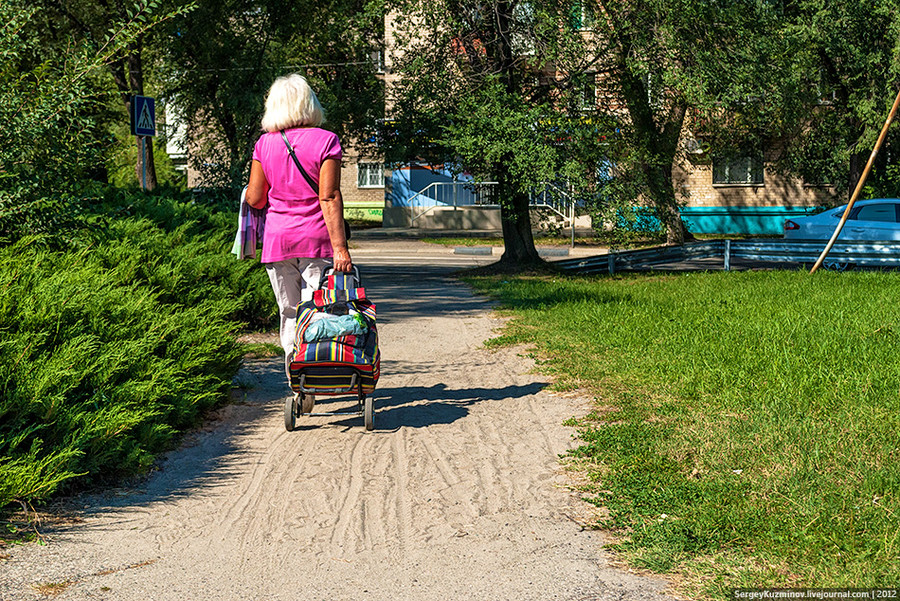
[364,395,374,431]
[284,394,297,431]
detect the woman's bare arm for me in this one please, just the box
[246,160,270,209]
[318,158,352,272]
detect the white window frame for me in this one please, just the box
[712,154,764,186]
[357,162,384,189]
[370,49,385,74]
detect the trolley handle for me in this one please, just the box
[318,265,361,289]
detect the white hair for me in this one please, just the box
[260,74,325,132]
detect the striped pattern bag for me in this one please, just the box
[288,275,380,395]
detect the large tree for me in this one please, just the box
[772,1,900,199]
[387,0,789,251]
[35,0,191,191]
[155,0,384,191]
[387,0,612,265]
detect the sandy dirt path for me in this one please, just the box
[1,259,674,601]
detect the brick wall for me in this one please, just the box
[341,155,385,204]
[675,155,838,209]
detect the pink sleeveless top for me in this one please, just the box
[252,127,342,263]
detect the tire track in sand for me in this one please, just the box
[328,432,374,556]
[391,427,414,556]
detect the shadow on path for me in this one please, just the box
[358,265,492,322]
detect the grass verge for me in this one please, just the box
[466,270,900,597]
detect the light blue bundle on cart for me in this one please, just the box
[304,313,368,342]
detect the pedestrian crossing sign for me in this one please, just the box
[131,95,156,136]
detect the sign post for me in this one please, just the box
[130,95,156,191]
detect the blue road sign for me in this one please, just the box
[131,95,156,137]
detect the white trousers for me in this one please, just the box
[265,257,333,383]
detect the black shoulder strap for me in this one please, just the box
[280,130,319,195]
[279,129,351,241]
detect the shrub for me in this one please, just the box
[0,194,273,508]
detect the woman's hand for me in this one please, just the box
[332,245,352,273]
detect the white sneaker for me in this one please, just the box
[301,393,316,414]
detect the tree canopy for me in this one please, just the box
[156,0,384,191]
[386,0,613,263]
[774,0,900,199]
[385,0,795,250]
[28,0,194,191]
[387,0,900,251]
[0,0,181,239]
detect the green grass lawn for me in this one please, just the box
[467,270,900,598]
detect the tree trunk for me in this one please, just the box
[617,64,692,245]
[645,161,692,245]
[114,40,157,191]
[499,195,542,265]
[135,136,158,192]
[497,164,542,266]
[123,96,158,192]
[129,41,157,191]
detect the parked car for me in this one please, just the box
[784,198,900,241]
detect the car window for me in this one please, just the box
[852,204,898,223]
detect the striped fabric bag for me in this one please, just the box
[288,272,380,395]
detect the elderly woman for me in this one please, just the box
[246,74,352,410]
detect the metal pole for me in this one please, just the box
[570,201,575,248]
[810,86,900,274]
[140,136,147,192]
[453,178,458,212]
[724,239,731,271]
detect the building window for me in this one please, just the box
[712,154,764,185]
[357,162,384,188]
[580,73,596,110]
[370,49,384,74]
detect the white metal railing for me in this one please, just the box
[528,183,578,245]
[528,183,574,221]
[554,239,900,274]
[408,181,499,223]
[407,180,578,237]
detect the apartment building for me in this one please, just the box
[379,7,838,236]
[674,143,835,235]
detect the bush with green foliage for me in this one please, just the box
[0,2,274,510]
[0,193,273,509]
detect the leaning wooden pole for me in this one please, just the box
[810,87,900,273]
